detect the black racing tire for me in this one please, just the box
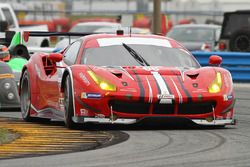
[20,70,33,122]
[9,44,30,60]
[20,70,50,122]
[64,75,82,129]
[229,30,250,52]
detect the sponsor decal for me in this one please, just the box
[192,89,207,93]
[81,92,101,99]
[192,83,198,88]
[206,117,214,122]
[216,116,224,120]
[197,94,203,101]
[158,93,174,104]
[95,114,105,118]
[59,98,64,105]
[79,72,90,86]
[226,112,231,119]
[119,88,137,92]
[223,94,233,101]
[122,81,128,86]
[125,94,132,100]
[80,109,89,116]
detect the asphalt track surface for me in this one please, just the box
[0,83,250,167]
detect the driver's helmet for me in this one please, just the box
[0,45,10,62]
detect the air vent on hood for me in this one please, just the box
[186,73,199,80]
[111,72,122,78]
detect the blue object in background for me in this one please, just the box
[192,51,250,82]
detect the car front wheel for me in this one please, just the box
[64,75,82,129]
[20,70,32,121]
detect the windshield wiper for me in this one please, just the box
[122,43,150,66]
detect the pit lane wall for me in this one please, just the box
[192,51,250,82]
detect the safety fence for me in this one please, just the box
[192,51,250,82]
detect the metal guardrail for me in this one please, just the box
[192,51,250,82]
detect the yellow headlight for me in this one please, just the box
[87,71,116,91]
[208,72,222,93]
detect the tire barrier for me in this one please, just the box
[192,51,250,82]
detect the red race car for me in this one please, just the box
[19,31,236,129]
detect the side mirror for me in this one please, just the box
[209,55,222,66]
[48,53,63,62]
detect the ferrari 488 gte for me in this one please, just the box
[19,32,236,128]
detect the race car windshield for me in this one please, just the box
[122,43,150,66]
[81,45,199,68]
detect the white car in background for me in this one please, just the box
[167,24,221,52]
[55,22,121,51]
[0,3,50,47]
[94,27,151,34]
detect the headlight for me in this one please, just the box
[7,92,14,100]
[208,72,222,93]
[4,82,11,89]
[87,71,116,91]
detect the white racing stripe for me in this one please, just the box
[152,71,173,104]
[152,71,170,95]
[97,37,172,47]
[146,77,153,103]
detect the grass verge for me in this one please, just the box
[0,128,8,144]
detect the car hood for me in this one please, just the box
[88,65,216,89]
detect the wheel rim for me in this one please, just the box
[20,76,31,118]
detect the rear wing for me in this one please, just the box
[27,31,92,36]
[26,31,92,44]
[8,31,93,57]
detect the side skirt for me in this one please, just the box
[30,104,64,120]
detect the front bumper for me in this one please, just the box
[73,116,236,126]
[75,91,235,126]
[192,118,236,126]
